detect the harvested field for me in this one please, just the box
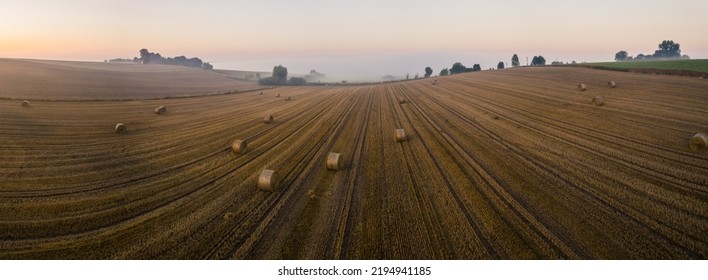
[0,59,260,100]
[0,67,706,259]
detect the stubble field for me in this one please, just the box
[1,66,706,259]
[0,59,259,100]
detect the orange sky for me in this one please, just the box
[2,0,707,77]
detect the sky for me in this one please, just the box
[2,0,707,81]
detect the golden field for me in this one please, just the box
[0,65,706,259]
[0,59,259,100]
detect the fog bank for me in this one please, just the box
[213,50,622,82]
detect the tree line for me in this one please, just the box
[139,49,213,70]
[107,49,214,70]
[615,40,688,61]
[429,53,544,77]
[259,39,688,85]
[258,65,307,85]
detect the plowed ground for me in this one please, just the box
[1,67,706,259]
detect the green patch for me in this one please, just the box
[584,59,708,73]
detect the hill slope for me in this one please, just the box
[0,58,260,100]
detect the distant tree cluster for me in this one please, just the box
[447,62,483,75]
[450,62,466,74]
[107,58,139,63]
[258,65,308,86]
[615,50,629,61]
[439,68,449,76]
[654,40,683,58]
[139,49,213,70]
[497,62,505,69]
[614,40,689,61]
[531,56,546,66]
[304,70,325,82]
[288,77,307,85]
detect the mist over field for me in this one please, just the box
[198,43,708,82]
[164,49,691,82]
[214,51,526,82]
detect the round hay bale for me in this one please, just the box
[578,83,587,91]
[326,152,342,171]
[154,105,166,114]
[286,96,291,101]
[689,133,707,151]
[21,100,30,107]
[258,91,263,95]
[399,97,407,104]
[592,96,604,106]
[607,81,617,88]
[263,115,273,124]
[258,169,278,192]
[231,139,248,154]
[115,123,126,133]
[395,128,407,142]
[276,93,281,98]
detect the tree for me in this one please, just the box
[414,73,419,79]
[140,49,151,64]
[497,62,505,69]
[531,55,546,66]
[439,68,449,76]
[260,65,290,85]
[424,67,433,78]
[615,50,629,61]
[272,65,288,82]
[405,73,410,80]
[511,54,520,67]
[202,62,213,70]
[471,64,481,72]
[654,40,681,58]
[304,70,325,81]
[450,62,466,74]
[289,77,306,85]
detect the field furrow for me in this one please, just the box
[1,67,706,259]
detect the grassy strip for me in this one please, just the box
[563,59,708,77]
